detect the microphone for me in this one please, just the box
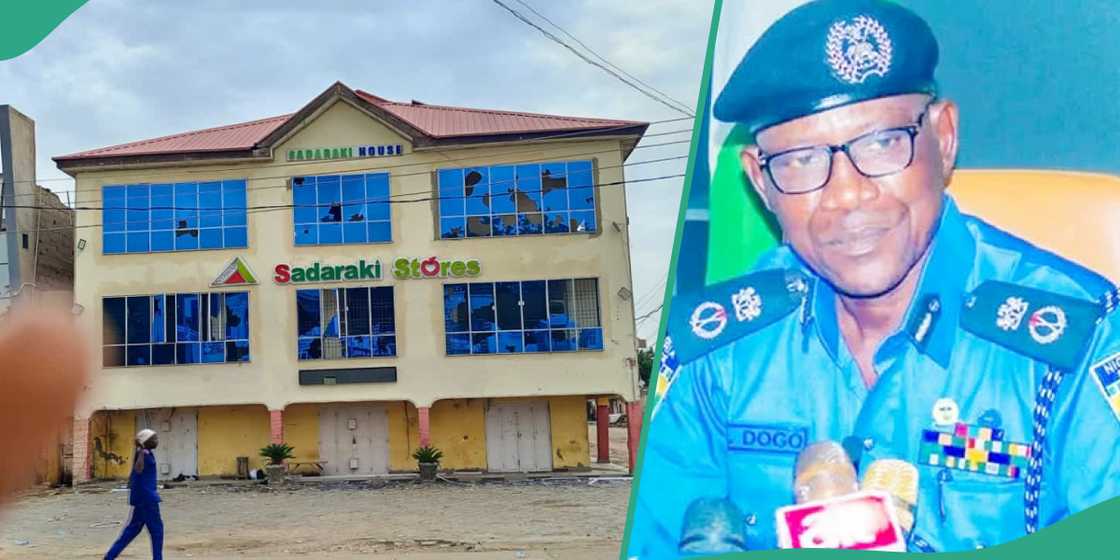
[677,497,749,555]
[793,441,859,503]
[860,459,919,535]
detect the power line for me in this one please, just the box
[491,0,695,118]
[510,0,695,116]
[22,172,687,233]
[635,303,664,324]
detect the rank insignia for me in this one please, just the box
[1090,352,1120,423]
[918,422,1030,479]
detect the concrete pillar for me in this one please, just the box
[71,416,90,484]
[596,397,611,464]
[418,406,431,447]
[269,410,284,444]
[626,401,644,474]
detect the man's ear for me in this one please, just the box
[740,146,773,211]
[931,99,960,186]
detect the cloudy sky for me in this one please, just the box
[1,0,712,340]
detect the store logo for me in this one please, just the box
[286,144,403,162]
[274,260,382,284]
[213,257,258,287]
[392,257,481,280]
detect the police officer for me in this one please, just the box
[627,0,1120,555]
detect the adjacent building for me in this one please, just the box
[55,82,646,481]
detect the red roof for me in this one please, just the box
[56,83,645,164]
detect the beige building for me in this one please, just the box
[55,82,646,480]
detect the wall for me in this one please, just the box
[196,405,271,476]
[89,410,135,479]
[281,403,320,465]
[388,401,420,472]
[548,395,590,470]
[70,96,640,418]
[430,399,487,470]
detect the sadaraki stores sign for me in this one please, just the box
[273,257,480,284]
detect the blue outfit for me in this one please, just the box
[106,448,163,560]
[628,197,1120,556]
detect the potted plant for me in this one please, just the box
[259,443,295,485]
[412,446,443,481]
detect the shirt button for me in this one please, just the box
[745,514,757,526]
[928,298,941,313]
[863,438,875,451]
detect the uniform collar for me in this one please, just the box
[804,194,974,369]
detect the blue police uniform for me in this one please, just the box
[105,448,164,560]
[627,0,1120,555]
[628,196,1120,555]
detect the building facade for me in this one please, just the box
[56,82,646,481]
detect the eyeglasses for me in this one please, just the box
[758,102,933,195]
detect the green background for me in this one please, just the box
[0,1,87,61]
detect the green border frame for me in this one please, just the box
[0,1,88,61]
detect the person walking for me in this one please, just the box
[105,428,163,559]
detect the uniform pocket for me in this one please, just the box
[727,450,798,549]
[937,469,1025,549]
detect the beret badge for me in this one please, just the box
[826,15,893,85]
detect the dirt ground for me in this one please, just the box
[0,425,635,559]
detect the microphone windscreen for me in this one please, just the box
[860,459,919,533]
[678,497,749,555]
[794,441,858,503]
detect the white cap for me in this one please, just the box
[137,429,157,444]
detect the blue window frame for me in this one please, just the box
[102,180,248,254]
[293,173,391,245]
[296,286,396,360]
[443,277,602,355]
[102,291,250,367]
[437,160,596,239]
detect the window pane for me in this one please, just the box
[174,182,198,233]
[342,175,365,204]
[346,336,372,358]
[104,233,126,254]
[175,228,199,250]
[548,279,574,328]
[490,165,517,213]
[372,335,396,357]
[176,293,200,342]
[103,346,125,367]
[222,180,248,227]
[223,226,248,248]
[298,337,321,360]
[440,217,465,239]
[471,332,496,354]
[226,340,250,362]
[321,289,341,338]
[319,223,342,244]
[199,228,222,249]
[346,287,371,336]
[201,341,225,363]
[518,213,543,235]
[469,283,496,332]
[317,175,342,223]
[206,292,225,341]
[370,286,395,334]
[497,331,524,354]
[126,232,149,253]
[541,162,568,212]
[151,295,166,343]
[466,216,491,237]
[293,178,318,224]
[366,173,390,199]
[176,342,201,364]
[296,289,321,337]
[151,231,174,252]
[443,284,469,332]
[495,282,522,331]
[103,297,126,346]
[127,345,152,366]
[515,164,542,212]
[545,212,570,234]
[446,333,470,355]
[464,167,490,215]
[344,222,367,244]
[295,224,317,245]
[224,292,249,340]
[367,221,391,242]
[103,186,127,233]
[550,329,578,352]
[198,181,222,228]
[126,184,150,232]
[492,214,516,236]
[579,328,604,350]
[126,296,151,344]
[524,330,550,352]
[568,160,595,210]
[150,184,174,231]
[438,169,465,218]
[321,336,345,360]
[572,278,601,328]
[152,344,176,365]
[521,281,548,329]
[571,210,597,233]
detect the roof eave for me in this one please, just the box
[53,148,271,177]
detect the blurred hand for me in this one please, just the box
[0,306,89,506]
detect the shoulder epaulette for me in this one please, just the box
[666,268,808,365]
[960,280,1103,371]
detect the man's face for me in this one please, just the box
[741,94,959,298]
[146,434,159,449]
